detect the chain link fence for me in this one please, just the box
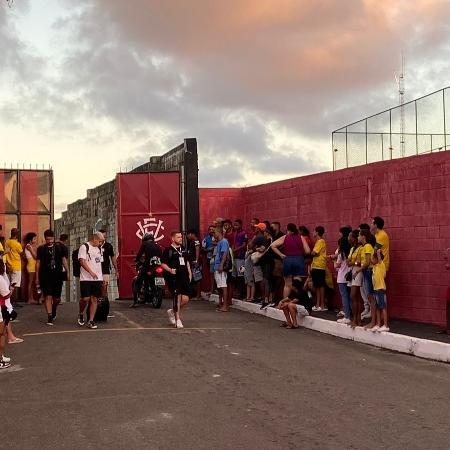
[332,87,450,170]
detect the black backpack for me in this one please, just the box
[72,243,89,278]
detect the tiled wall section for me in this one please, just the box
[55,180,119,302]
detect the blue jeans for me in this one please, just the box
[338,283,352,319]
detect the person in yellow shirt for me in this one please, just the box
[370,249,389,332]
[356,229,377,329]
[371,216,390,271]
[347,230,363,328]
[24,232,38,304]
[311,226,327,312]
[5,228,23,302]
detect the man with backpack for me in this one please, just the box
[77,232,104,329]
[36,230,69,326]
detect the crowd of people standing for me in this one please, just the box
[199,216,390,331]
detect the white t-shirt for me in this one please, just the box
[78,243,103,282]
[336,252,350,284]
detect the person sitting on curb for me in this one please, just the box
[278,279,313,329]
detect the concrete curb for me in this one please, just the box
[204,294,450,364]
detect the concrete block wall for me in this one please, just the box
[199,188,244,232]
[55,180,119,302]
[199,152,450,326]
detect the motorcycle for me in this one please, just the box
[131,256,165,308]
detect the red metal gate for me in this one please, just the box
[116,172,180,298]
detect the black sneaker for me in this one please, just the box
[46,319,54,326]
[77,314,85,326]
[260,302,269,310]
[87,321,98,329]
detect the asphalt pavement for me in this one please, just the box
[1,300,449,450]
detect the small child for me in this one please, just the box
[371,248,389,332]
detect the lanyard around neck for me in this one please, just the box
[172,245,182,256]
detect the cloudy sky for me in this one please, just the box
[1,0,449,215]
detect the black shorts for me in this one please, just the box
[0,305,11,325]
[80,281,103,299]
[41,277,64,298]
[168,276,191,297]
[311,268,326,288]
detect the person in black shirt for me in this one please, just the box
[132,233,163,306]
[278,278,313,329]
[36,229,69,326]
[186,229,201,300]
[99,229,119,300]
[161,231,192,329]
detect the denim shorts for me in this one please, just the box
[374,289,386,309]
[363,269,374,295]
[283,255,305,277]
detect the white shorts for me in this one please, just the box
[214,271,228,289]
[102,274,111,283]
[9,271,22,288]
[351,268,363,287]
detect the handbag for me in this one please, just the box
[223,249,233,272]
[192,264,203,282]
[345,270,353,282]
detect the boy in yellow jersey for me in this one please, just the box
[5,228,23,303]
[370,248,389,332]
[311,226,327,311]
[371,217,390,271]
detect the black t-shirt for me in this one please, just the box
[101,241,115,274]
[37,243,65,277]
[254,236,273,266]
[187,239,200,263]
[162,245,190,281]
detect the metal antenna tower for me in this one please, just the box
[395,53,406,157]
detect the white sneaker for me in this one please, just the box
[1,355,11,363]
[176,319,184,329]
[378,326,390,332]
[337,318,351,324]
[167,309,176,326]
[337,310,345,318]
[361,311,372,320]
[370,325,380,332]
[312,306,319,312]
[321,307,328,311]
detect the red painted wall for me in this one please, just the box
[199,152,450,326]
[199,188,244,232]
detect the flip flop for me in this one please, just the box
[8,338,24,344]
[279,322,288,327]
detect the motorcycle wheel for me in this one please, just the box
[152,287,163,309]
[130,278,144,307]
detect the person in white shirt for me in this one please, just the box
[77,232,104,329]
[0,260,13,368]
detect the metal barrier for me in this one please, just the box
[332,87,450,170]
